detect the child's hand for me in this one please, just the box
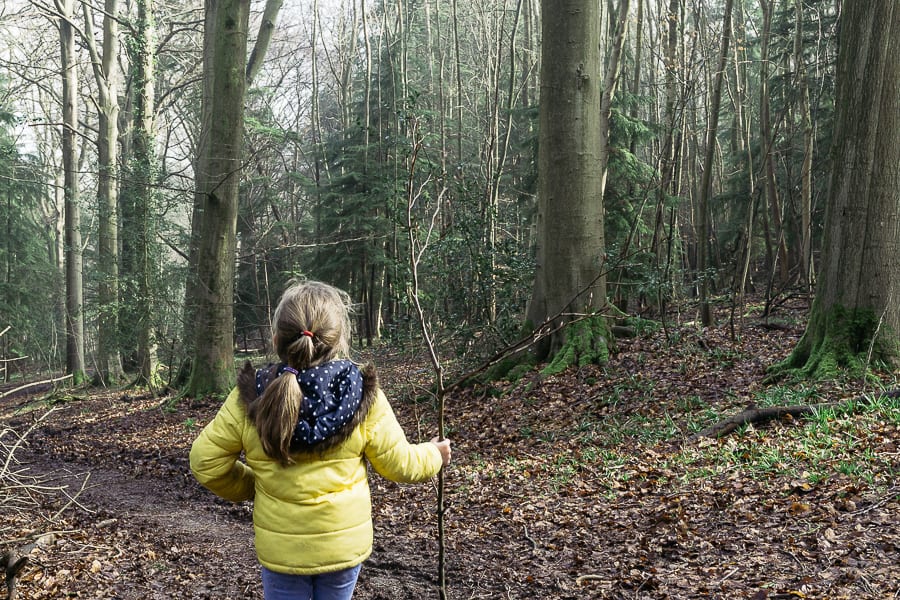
[430,437,452,467]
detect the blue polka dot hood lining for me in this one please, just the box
[237,359,378,454]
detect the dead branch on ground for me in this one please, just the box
[0,374,73,401]
[689,389,900,441]
[1,409,85,599]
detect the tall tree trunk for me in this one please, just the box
[651,0,680,260]
[180,5,218,385]
[83,0,125,385]
[58,0,85,382]
[237,0,283,351]
[731,0,757,319]
[794,0,814,290]
[184,0,280,384]
[628,0,643,157]
[598,0,630,197]
[759,0,790,288]
[526,0,628,365]
[779,1,900,375]
[186,0,250,396]
[120,0,159,385]
[310,0,329,269]
[451,0,463,163]
[484,0,525,323]
[697,0,734,327]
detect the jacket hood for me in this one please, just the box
[237,359,378,453]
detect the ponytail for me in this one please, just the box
[285,334,316,370]
[248,370,303,466]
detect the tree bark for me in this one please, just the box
[58,0,85,382]
[83,0,125,385]
[526,0,628,364]
[794,0,814,290]
[758,0,790,288]
[245,0,283,86]
[697,0,734,327]
[186,0,250,396]
[647,0,681,315]
[181,2,218,384]
[121,0,159,386]
[778,0,900,376]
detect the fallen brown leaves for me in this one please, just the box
[1,301,898,599]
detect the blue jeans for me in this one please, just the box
[261,564,362,600]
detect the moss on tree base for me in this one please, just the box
[772,304,898,380]
[542,316,610,376]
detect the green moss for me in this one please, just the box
[487,356,525,381]
[542,316,610,376]
[71,370,87,386]
[772,304,898,380]
[505,364,534,383]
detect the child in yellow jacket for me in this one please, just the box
[190,280,452,600]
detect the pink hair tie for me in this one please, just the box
[301,330,314,338]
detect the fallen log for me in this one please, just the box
[689,388,900,441]
[0,374,73,400]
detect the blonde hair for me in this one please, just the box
[249,280,354,465]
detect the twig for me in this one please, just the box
[862,293,891,393]
[0,530,80,547]
[523,525,537,554]
[0,356,29,364]
[1,408,58,478]
[717,567,740,584]
[848,485,900,516]
[51,471,94,521]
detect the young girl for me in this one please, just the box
[190,280,452,600]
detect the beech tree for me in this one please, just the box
[525,0,629,368]
[696,0,734,327]
[778,1,899,376]
[58,0,86,382]
[83,0,125,385]
[185,0,251,395]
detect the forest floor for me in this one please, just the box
[2,298,899,600]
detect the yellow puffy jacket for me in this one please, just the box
[189,362,442,575]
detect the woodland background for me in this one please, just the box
[1,1,899,598]
[4,0,895,390]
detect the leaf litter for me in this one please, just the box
[2,303,898,599]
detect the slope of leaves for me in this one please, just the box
[1,301,898,599]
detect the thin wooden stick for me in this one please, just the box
[404,121,450,600]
